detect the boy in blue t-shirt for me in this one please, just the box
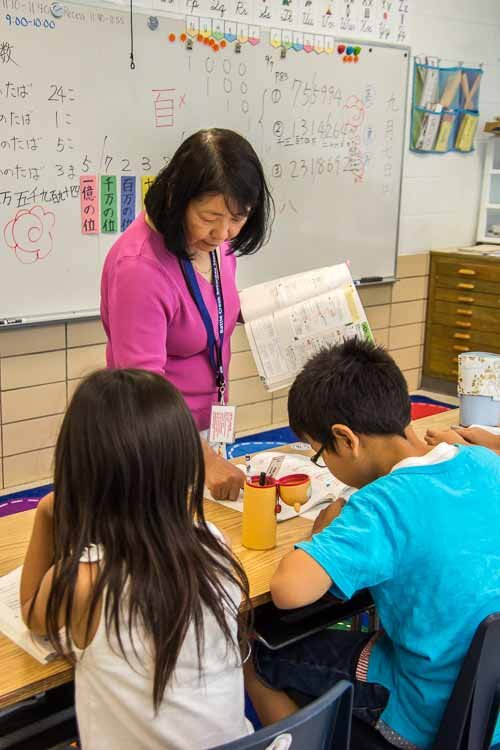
[245,339,500,750]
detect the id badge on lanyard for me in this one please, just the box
[181,250,236,445]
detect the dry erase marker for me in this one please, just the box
[259,472,267,486]
[0,318,23,326]
[356,276,383,284]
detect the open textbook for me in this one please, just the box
[209,451,355,522]
[240,263,372,391]
[0,566,58,664]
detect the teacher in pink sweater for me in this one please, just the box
[100,129,274,500]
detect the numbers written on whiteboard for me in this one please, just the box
[97,156,170,174]
[290,78,342,108]
[272,157,342,183]
[5,14,56,28]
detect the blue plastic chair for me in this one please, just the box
[350,612,500,750]
[212,680,353,750]
[433,611,500,750]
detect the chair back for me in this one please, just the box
[212,680,353,750]
[433,612,500,750]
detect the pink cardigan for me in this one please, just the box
[100,214,241,431]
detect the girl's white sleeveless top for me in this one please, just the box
[75,525,252,749]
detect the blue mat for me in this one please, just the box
[227,426,299,459]
[0,395,455,516]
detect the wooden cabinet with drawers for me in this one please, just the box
[422,250,500,393]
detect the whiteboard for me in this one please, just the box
[0,7,409,323]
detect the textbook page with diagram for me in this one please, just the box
[0,566,58,664]
[240,263,373,391]
[209,451,356,523]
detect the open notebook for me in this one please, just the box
[208,452,354,522]
[0,566,58,664]
[239,263,372,392]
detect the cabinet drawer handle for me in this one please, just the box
[457,282,475,290]
[455,320,471,328]
[453,345,470,352]
[456,308,472,316]
[457,268,476,276]
[453,332,471,340]
[457,295,474,303]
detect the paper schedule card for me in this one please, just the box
[120,176,136,232]
[100,175,118,233]
[80,175,99,234]
[141,175,155,209]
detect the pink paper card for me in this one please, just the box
[80,175,99,234]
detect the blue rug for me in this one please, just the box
[0,395,455,517]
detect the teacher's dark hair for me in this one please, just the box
[33,368,250,712]
[145,128,274,258]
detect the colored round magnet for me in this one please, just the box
[346,45,354,55]
[148,16,159,31]
[354,45,361,55]
[50,1,64,18]
[337,44,346,54]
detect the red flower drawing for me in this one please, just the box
[4,205,55,264]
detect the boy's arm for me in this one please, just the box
[270,549,333,609]
[271,501,347,609]
[20,493,57,634]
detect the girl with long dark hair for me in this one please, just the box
[20,368,251,749]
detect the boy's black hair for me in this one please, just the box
[145,128,274,259]
[288,338,411,451]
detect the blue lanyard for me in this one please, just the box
[181,251,226,401]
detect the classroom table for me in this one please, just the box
[0,409,459,709]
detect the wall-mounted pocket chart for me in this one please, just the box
[0,5,409,324]
[410,61,483,154]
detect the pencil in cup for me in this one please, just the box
[241,475,278,550]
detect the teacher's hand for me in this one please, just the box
[204,449,246,501]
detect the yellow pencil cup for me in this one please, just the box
[242,476,277,550]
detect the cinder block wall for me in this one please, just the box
[0,252,429,489]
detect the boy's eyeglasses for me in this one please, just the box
[310,444,327,467]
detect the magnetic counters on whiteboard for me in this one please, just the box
[220,40,227,48]
[148,16,159,31]
[50,1,64,18]
[197,33,203,42]
[346,46,354,54]
[180,32,187,42]
[168,32,176,42]
[354,45,361,55]
[353,55,359,63]
[337,44,346,54]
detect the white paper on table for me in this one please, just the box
[0,566,58,664]
[206,452,354,522]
